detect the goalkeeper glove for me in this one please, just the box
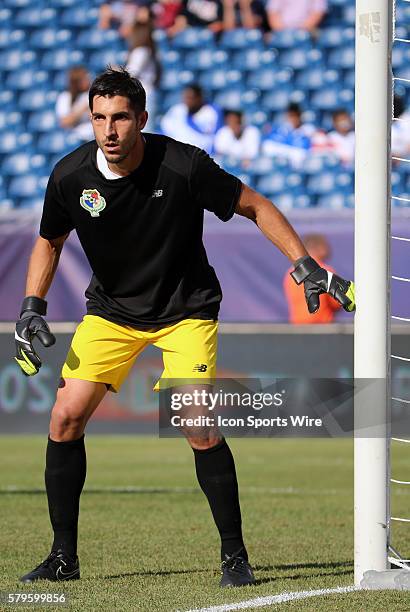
[291,256,355,314]
[15,296,56,376]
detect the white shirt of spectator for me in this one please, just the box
[392,111,410,158]
[126,46,156,95]
[214,125,260,160]
[160,103,220,153]
[267,0,327,29]
[327,130,355,166]
[55,91,94,142]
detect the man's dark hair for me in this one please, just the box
[332,108,349,120]
[223,109,242,119]
[287,102,302,115]
[89,66,146,114]
[184,83,203,97]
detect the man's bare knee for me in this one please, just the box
[50,404,87,441]
[186,435,222,450]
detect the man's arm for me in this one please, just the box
[235,184,355,313]
[15,234,68,376]
[235,184,307,263]
[26,234,68,298]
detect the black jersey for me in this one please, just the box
[39,134,242,328]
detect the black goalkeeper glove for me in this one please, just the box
[291,256,355,314]
[14,296,56,376]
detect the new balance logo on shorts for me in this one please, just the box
[193,363,208,372]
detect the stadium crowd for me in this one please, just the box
[1,0,410,210]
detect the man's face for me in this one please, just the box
[91,95,147,164]
[333,113,352,135]
[226,113,242,137]
[287,111,301,129]
[183,89,203,114]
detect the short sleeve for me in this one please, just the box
[39,171,74,239]
[190,148,242,222]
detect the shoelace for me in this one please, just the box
[33,551,59,571]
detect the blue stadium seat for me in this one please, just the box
[88,49,127,72]
[185,49,228,71]
[220,29,263,50]
[268,29,312,50]
[160,69,195,91]
[1,153,47,176]
[342,4,355,26]
[261,89,292,112]
[152,28,169,50]
[60,6,99,27]
[41,49,85,70]
[280,48,324,71]
[19,89,58,111]
[307,172,338,196]
[8,175,42,199]
[0,111,22,131]
[172,28,215,51]
[0,131,32,154]
[0,9,12,25]
[158,49,182,69]
[6,69,48,91]
[0,28,25,49]
[248,157,277,177]
[0,49,36,71]
[213,88,244,111]
[37,131,80,155]
[396,4,410,28]
[15,8,57,28]
[244,110,269,128]
[77,28,121,50]
[199,69,241,92]
[256,173,287,195]
[328,46,355,69]
[295,68,339,90]
[317,191,349,210]
[30,28,72,50]
[3,0,38,10]
[231,49,277,70]
[311,87,354,113]
[247,69,279,91]
[27,110,58,132]
[160,90,185,112]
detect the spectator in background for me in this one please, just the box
[267,0,327,33]
[222,0,267,30]
[327,109,355,166]
[214,110,260,165]
[283,234,340,324]
[262,102,313,167]
[160,84,222,152]
[126,19,160,131]
[99,0,151,38]
[153,0,182,30]
[56,66,94,142]
[168,0,224,35]
[392,94,410,160]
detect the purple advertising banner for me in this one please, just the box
[1,209,409,322]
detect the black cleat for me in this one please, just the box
[20,549,80,583]
[220,550,255,587]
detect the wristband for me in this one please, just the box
[20,296,47,317]
[290,256,320,285]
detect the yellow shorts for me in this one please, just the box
[61,315,218,392]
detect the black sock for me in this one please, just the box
[193,439,247,561]
[45,435,86,558]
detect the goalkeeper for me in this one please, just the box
[15,67,355,587]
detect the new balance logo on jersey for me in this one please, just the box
[152,190,163,198]
[193,363,208,372]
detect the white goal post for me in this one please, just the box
[354,0,392,585]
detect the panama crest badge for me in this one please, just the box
[80,189,106,217]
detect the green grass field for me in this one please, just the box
[1,436,410,611]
